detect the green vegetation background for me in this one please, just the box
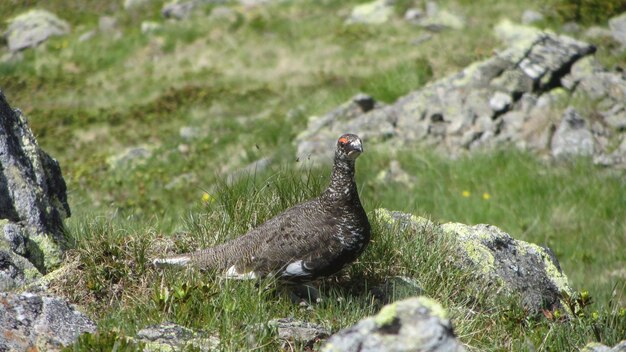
[1,0,624,350]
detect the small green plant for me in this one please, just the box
[547,0,626,25]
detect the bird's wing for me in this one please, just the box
[232,200,344,280]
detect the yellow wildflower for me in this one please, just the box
[202,192,215,203]
[482,192,491,200]
[462,190,471,197]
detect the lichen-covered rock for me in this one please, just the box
[269,318,330,348]
[162,0,227,20]
[0,292,96,351]
[414,1,465,31]
[135,322,220,351]
[0,90,70,275]
[0,246,42,291]
[3,9,70,52]
[581,340,626,352]
[346,0,394,25]
[322,296,465,352]
[376,208,575,314]
[439,222,574,313]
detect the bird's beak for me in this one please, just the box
[347,140,363,159]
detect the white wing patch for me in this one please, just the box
[282,260,308,277]
[153,256,191,267]
[224,265,257,280]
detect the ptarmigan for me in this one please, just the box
[153,133,370,283]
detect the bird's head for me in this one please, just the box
[336,133,363,161]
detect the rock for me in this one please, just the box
[414,2,465,31]
[124,0,153,9]
[604,109,626,130]
[489,91,513,113]
[375,160,415,187]
[162,0,228,20]
[551,107,595,159]
[107,145,153,169]
[370,276,425,304]
[0,243,42,291]
[3,9,70,52]
[608,12,626,47]
[0,90,70,274]
[78,30,96,42]
[404,8,424,22]
[322,296,465,352]
[346,0,394,25]
[141,21,163,34]
[584,26,614,41]
[98,16,118,33]
[0,292,96,351]
[522,10,544,25]
[493,19,542,46]
[209,6,237,21]
[269,318,330,348]
[377,209,575,315]
[561,22,581,34]
[581,340,626,352]
[136,322,220,351]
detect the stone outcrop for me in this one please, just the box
[581,340,626,352]
[135,322,220,351]
[3,9,70,52]
[322,296,465,352]
[0,90,70,280]
[269,318,330,348]
[0,292,96,351]
[377,209,574,314]
[296,23,626,168]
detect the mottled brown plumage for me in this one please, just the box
[154,133,370,283]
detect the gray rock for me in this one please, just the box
[377,209,575,315]
[124,0,153,9]
[98,16,118,33]
[107,145,153,169]
[415,3,465,31]
[3,9,70,52]
[0,245,42,292]
[141,21,163,34]
[608,12,626,47]
[581,340,626,352]
[269,318,330,347]
[0,292,96,350]
[375,160,415,187]
[322,296,465,352]
[227,157,273,184]
[561,22,581,34]
[0,90,70,274]
[404,8,424,22]
[584,26,614,41]
[136,322,220,351]
[162,0,197,19]
[551,108,595,158]
[522,10,544,25]
[78,30,96,42]
[604,109,626,130]
[489,91,512,113]
[346,0,394,25]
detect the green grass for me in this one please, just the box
[1,0,625,350]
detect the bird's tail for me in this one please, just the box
[152,254,192,268]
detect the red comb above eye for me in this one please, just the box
[338,137,348,144]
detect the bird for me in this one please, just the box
[153,133,371,284]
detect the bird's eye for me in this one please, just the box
[338,137,348,145]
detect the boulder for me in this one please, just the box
[581,340,626,352]
[608,12,626,47]
[322,296,465,352]
[162,0,227,20]
[414,2,465,31]
[377,209,575,314]
[0,90,70,274]
[269,318,330,348]
[135,322,220,351]
[551,107,595,159]
[370,276,425,304]
[346,0,394,25]
[0,292,96,351]
[521,10,544,25]
[295,25,626,168]
[3,9,70,52]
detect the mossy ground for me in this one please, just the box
[1,0,624,350]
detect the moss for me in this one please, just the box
[375,301,398,327]
[28,234,64,273]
